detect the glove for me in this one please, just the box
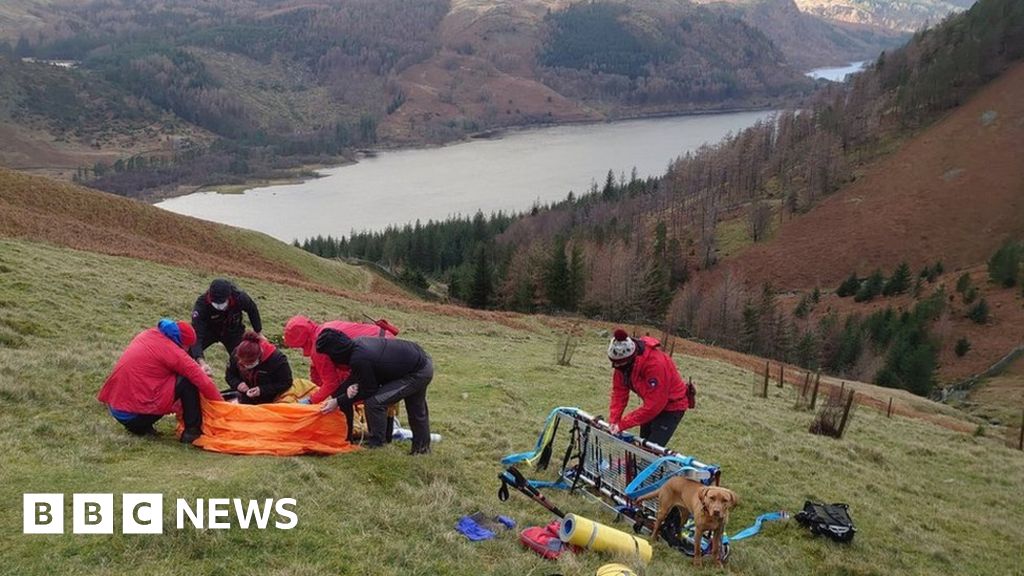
[297,398,311,405]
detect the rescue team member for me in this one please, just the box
[315,329,433,455]
[282,315,397,405]
[98,319,221,444]
[225,331,293,404]
[191,279,262,377]
[606,328,690,447]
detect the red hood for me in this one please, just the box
[283,315,318,356]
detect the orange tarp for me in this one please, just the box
[178,399,359,456]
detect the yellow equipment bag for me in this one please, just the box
[559,513,653,564]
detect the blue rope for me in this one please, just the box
[723,511,789,544]
[623,456,717,499]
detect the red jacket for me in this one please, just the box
[98,328,221,415]
[305,321,394,403]
[609,337,689,430]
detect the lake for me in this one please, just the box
[806,61,868,83]
[157,111,775,242]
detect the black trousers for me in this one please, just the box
[199,328,245,356]
[116,377,203,434]
[640,410,685,447]
[365,356,433,452]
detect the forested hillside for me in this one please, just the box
[0,0,894,196]
[694,0,908,69]
[305,0,1024,397]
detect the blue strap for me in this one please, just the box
[623,456,716,499]
[723,511,789,544]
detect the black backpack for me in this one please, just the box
[795,501,856,543]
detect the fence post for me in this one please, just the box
[1019,408,1024,451]
[810,372,821,409]
[778,364,785,388]
[802,372,811,399]
[763,362,770,398]
[838,391,856,438]
[887,397,893,418]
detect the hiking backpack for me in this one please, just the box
[794,501,856,543]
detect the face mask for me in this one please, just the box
[212,301,228,311]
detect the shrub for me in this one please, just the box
[988,240,1022,288]
[836,273,860,297]
[955,337,971,357]
[794,294,811,319]
[962,285,978,304]
[854,269,885,302]
[883,262,911,296]
[968,298,989,324]
[956,272,972,293]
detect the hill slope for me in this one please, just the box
[727,61,1024,291]
[0,0,853,193]
[695,0,908,69]
[0,235,1021,575]
[0,168,377,295]
[795,0,976,32]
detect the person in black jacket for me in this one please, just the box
[226,331,293,404]
[316,329,433,454]
[191,279,262,377]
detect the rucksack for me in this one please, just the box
[795,501,856,543]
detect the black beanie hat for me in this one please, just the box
[316,328,354,364]
[209,279,233,303]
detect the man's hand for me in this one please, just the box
[198,359,213,376]
[237,382,250,394]
[245,387,261,398]
[319,398,339,414]
[609,423,621,435]
[346,384,359,399]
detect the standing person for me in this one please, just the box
[98,319,222,444]
[282,315,397,405]
[190,279,262,377]
[315,329,433,455]
[606,328,690,447]
[226,331,293,404]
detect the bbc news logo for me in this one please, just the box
[23,494,298,534]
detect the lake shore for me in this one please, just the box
[177,102,783,203]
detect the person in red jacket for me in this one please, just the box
[607,328,690,447]
[282,315,398,404]
[283,315,399,440]
[98,319,222,444]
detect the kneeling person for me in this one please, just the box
[226,331,293,404]
[316,329,433,454]
[98,319,221,443]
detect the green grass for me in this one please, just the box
[1,237,1022,575]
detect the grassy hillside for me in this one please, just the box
[0,168,374,295]
[0,236,1021,575]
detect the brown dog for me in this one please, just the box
[635,476,739,567]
